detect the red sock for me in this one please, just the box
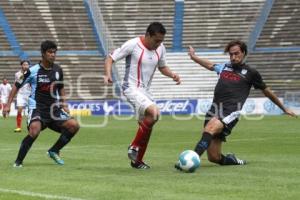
[17,113,22,128]
[131,119,153,162]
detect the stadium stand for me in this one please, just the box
[182,0,266,50]
[97,0,174,50]
[247,0,300,97]
[0,0,299,101]
[0,28,11,51]
[0,56,20,82]
[255,0,300,48]
[247,51,300,97]
[0,0,98,51]
[0,0,114,100]
[0,55,113,100]
[182,0,264,49]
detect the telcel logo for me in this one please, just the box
[156,100,189,113]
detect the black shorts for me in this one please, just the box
[27,107,71,132]
[204,105,240,142]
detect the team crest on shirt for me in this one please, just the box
[55,72,60,80]
[241,69,248,75]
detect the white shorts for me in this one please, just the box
[16,94,29,107]
[123,87,155,117]
[1,96,9,104]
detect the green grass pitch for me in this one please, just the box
[0,115,299,200]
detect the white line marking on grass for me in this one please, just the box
[0,188,86,200]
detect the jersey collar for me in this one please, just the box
[39,61,53,70]
[139,36,152,50]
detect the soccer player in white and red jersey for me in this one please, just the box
[14,60,32,132]
[104,22,181,169]
[0,77,12,116]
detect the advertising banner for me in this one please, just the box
[3,98,288,117]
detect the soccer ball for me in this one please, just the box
[177,150,201,173]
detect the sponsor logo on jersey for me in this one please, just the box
[38,75,50,83]
[220,71,241,81]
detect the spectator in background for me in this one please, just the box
[0,77,12,117]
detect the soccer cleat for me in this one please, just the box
[130,161,150,169]
[226,153,247,165]
[127,145,139,162]
[47,151,64,165]
[174,162,183,171]
[13,162,23,168]
[14,128,22,133]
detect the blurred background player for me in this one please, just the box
[104,22,181,169]
[3,40,80,167]
[0,77,12,117]
[14,60,32,132]
[175,40,297,169]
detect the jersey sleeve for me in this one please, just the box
[158,45,167,68]
[213,63,226,74]
[15,69,31,89]
[110,39,136,62]
[251,69,267,90]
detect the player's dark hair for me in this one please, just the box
[146,22,166,36]
[224,40,248,56]
[20,59,30,66]
[41,40,57,54]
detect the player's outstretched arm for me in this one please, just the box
[188,46,215,71]
[159,66,181,85]
[3,85,19,117]
[104,55,114,85]
[263,87,297,118]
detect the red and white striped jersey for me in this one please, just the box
[110,36,167,90]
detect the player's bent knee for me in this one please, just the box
[28,127,41,138]
[65,119,80,134]
[204,118,224,134]
[152,112,160,123]
[145,106,160,123]
[28,121,42,138]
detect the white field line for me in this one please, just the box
[0,188,86,200]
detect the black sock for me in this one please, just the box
[194,132,213,156]
[15,135,36,164]
[49,130,74,153]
